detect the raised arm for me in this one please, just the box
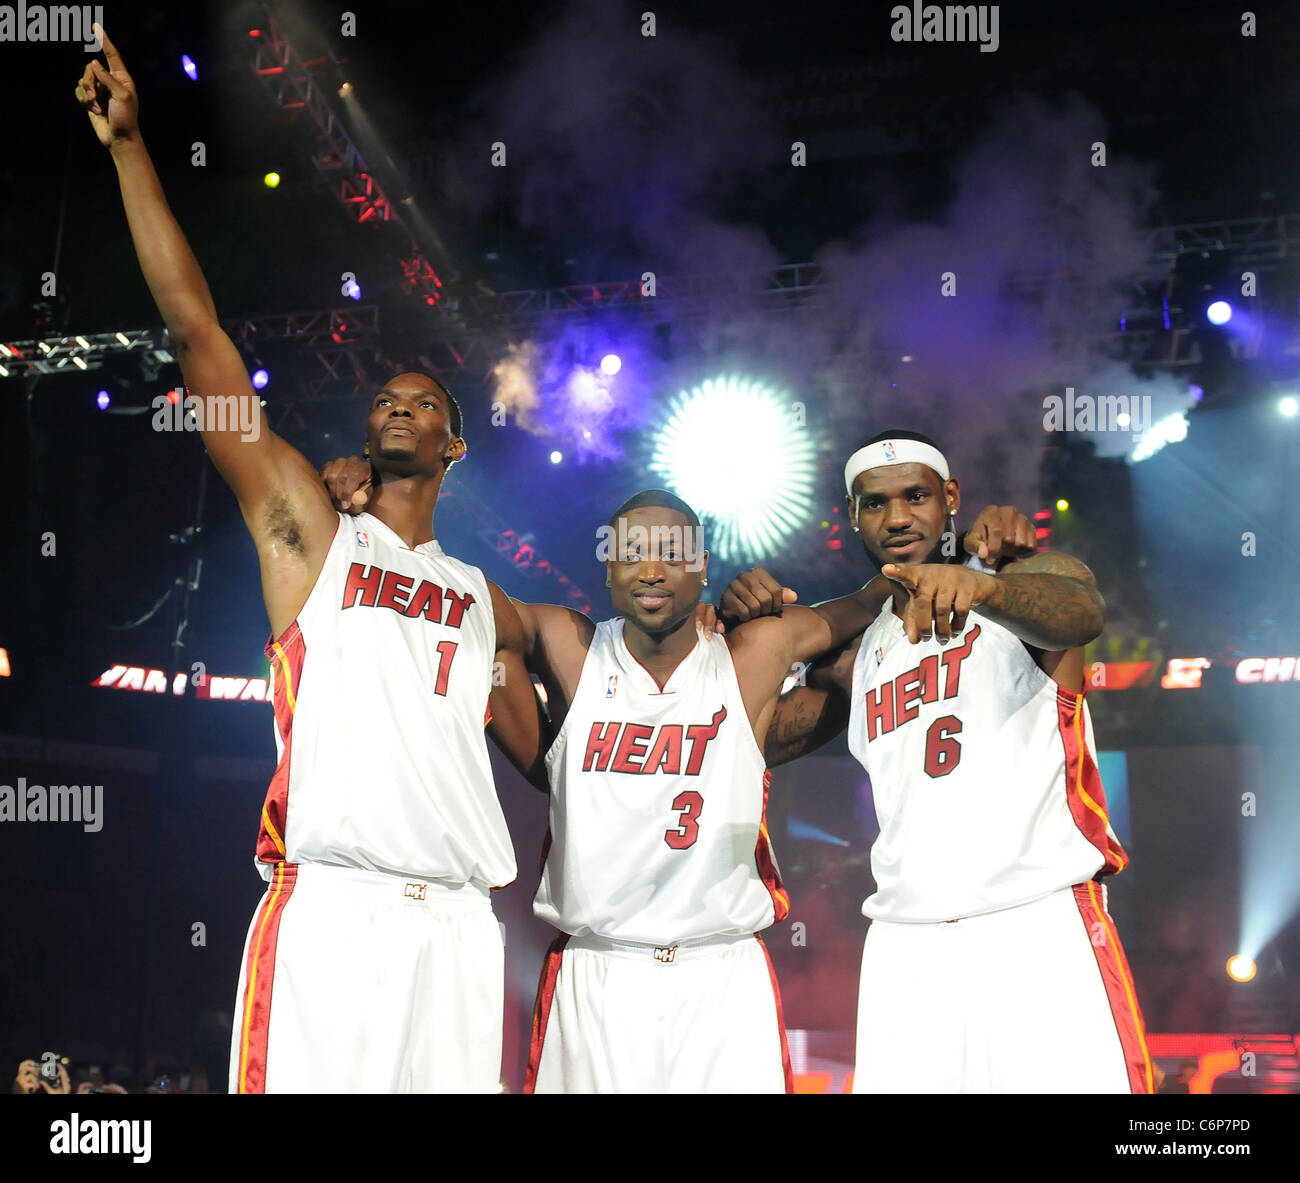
[79,26,337,637]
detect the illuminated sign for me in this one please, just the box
[1235,657,1300,684]
[92,665,271,703]
[1161,658,1210,689]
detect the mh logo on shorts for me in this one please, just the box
[404,882,427,901]
[653,945,678,963]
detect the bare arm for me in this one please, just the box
[80,28,336,636]
[763,642,857,766]
[511,599,596,735]
[975,550,1105,651]
[485,584,551,792]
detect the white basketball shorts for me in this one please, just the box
[229,862,504,1093]
[853,882,1153,1093]
[526,931,791,1094]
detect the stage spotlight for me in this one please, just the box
[263,172,281,189]
[1279,396,1298,418]
[1116,412,1131,428]
[1226,955,1257,983]
[600,354,622,376]
[1206,300,1233,325]
[339,81,354,99]
[549,450,563,464]
[0,647,9,677]
[1188,384,1204,403]
[96,390,110,410]
[344,277,362,301]
[251,369,269,390]
[1055,498,1069,512]
[649,374,816,562]
[1130,411,1188,463]
[181,54,197,81]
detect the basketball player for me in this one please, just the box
[323,449,1034,1091]
[78,27,546,1093]
[721,431,1153,1093]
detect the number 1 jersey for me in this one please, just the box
[847,600,1128,924]
[534,619,788,943]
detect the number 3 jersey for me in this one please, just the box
[533,619,789,943]
[256,512,515,889]
[847,599,1128,924]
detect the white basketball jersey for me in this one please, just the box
[534,619,788,943]
[255,512,515,888]
[847,599,1128,923]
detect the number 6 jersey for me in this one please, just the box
[847,599,1129,924]
[534,619,789,943]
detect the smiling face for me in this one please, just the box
[364,372,465,477]
[847,462,961,568]
[605,506,708,640]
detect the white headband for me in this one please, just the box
[844,439,951,494]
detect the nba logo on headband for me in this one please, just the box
[883,441,898,462]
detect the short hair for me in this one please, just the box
[427,375,464,440]
[609,489,701,530]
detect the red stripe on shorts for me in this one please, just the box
[756,934,794,1095]
[1073,881,1154,1094]
[235,863,296,1094]
[523,932,569,1094]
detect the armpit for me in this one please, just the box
[263,493,307,556]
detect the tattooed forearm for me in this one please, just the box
[978,572,1105,650]
[763,685,849,767]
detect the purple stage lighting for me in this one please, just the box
[1206,300,1232,325]
[181,55,198,81]
[344,278,362,301]
[599,353,622,376]
[251,369,269,390]
[96,389,110,410]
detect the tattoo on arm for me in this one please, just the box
[981,568,1104,651]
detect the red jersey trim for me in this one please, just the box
[754,769,791,922]
[1056,689,1128,875]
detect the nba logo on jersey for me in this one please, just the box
[605,674,618,699]
[355,531,370,549]
[883,441,898,462]
[875,646,884,662]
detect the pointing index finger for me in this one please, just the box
[95,23,124,69]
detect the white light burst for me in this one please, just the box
[649,375,816,562]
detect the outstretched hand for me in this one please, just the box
[75,24,140,149]
[882,561,995,644]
